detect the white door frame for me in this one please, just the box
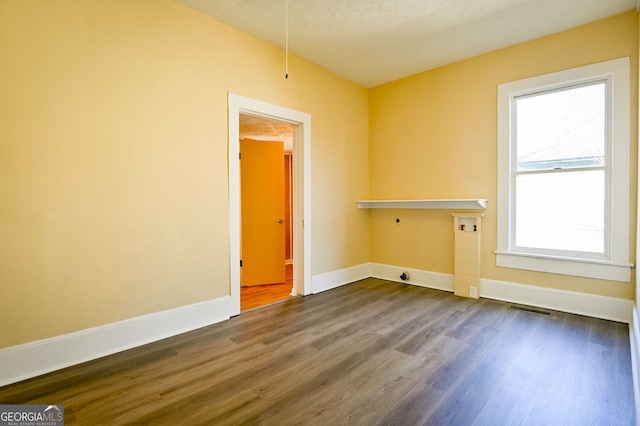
[228,94,312,316]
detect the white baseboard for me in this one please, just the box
[3,264,632,388]
[630,306,640,426]
[369,263,454,292]
[0,296,230,387]
[311,263,370,294]
[313,263,632,323]
[481,278,632,323]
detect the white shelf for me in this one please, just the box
[357,199,487,210]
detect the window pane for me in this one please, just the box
[516,83,605,171]
[516,170,604,253]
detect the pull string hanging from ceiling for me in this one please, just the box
[285,0,289,79]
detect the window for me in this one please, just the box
[496,58,631,282]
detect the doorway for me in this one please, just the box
[239,134,291,311]
[228,94,312,317]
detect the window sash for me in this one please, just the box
[514,81,607,173]
[511,167,607,259]
[508,79,611,260]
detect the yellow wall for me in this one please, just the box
[0,0,370,348]
[369,11,639,300]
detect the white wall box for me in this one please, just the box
[452,213,484,299]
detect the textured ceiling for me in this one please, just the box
[174,0,636,88]
[240,114,294,151]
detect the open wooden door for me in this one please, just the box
[240,139,286,286]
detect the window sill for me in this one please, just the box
[495,251,633,282]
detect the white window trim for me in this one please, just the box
[496,57,632,282]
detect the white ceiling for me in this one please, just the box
[174,0,636,88]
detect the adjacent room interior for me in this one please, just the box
[238,113,296,311]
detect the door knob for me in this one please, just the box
[277,218,284,224]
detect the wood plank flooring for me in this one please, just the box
[241,264,294,311]
[0,278,635,425]
[241,282,294,311]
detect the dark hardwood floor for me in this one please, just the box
[0,278,635,425]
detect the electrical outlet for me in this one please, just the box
[469,286,478,298]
